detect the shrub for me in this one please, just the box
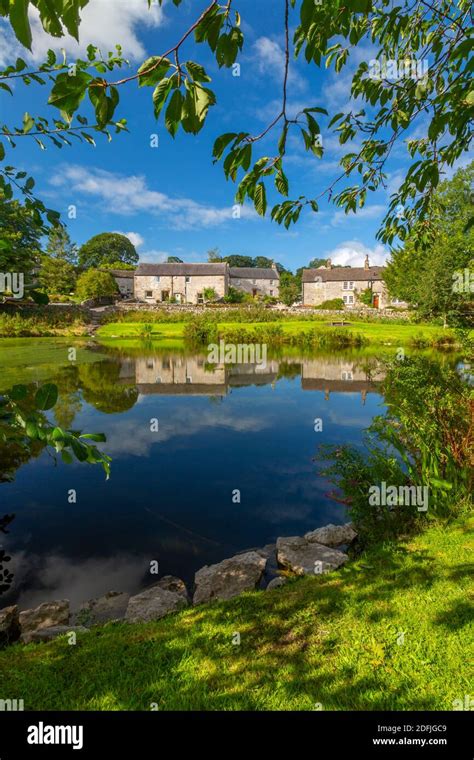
[76,270,118,301]
[183,315,219,345]
[203,287,218,303]
[315,298,345,310]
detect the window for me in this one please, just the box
[343,294,354,305]
[252,279,256,285]
[186,376,192,384]
[343,281,354,290]
[185,276,191,283]
[270,290,274,296]
[155,377,162,384]
[341,371,353,381]
[270,280,274,285]
[155,276,160,283]
[145,290,153,298]
[146,360,154,369]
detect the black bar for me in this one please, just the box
[0,711,471,757]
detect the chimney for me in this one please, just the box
[326,258,332,269]
[271,261,278,272]
[364,255,370,270]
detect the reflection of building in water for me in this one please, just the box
[301,358,383,404]
[117,354,383,401]
[135,355,227,395]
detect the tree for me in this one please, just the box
[384,162,474,324]
[0,1,472,244]
[45,225,78,265]
[223,255,254,268]
[101,261,136,271]
[39,255,76,296]
[203,286,218,302]
[76,269,118,301]
[167,256,183,263]
[279,271,301,305]
[78,233,139,269]
[207,248,222,262]
[0,194,42,274]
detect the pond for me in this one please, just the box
[0,339,447,610]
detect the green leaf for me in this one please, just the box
[138,56,171,87]
[9,0,32,50]
[212,132,237,160]
[48,71,92,116]
[61,449,73,465]
[254,182,267,216]
[153,77,173,118]
[165,89,184,137]
[9,384,28,401]
[185,60,211,82]
[80,432,107,442]
[35,383,58,411]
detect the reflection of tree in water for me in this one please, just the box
[79,360,138,413]
[53,365,83,430]
[0,515,14,595]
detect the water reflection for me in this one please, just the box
[1,345,388,608]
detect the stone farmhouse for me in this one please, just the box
[302,256,404,309]
[229,265,280,298]
[117,262,280,304]
[107,269,135,298]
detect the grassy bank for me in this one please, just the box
[96,319,458,349]
[1,516,471,710]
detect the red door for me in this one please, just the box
[373,294,379,309]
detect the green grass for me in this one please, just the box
[96,320,458,347]
[1,516,471,710]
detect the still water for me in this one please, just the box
[0,341,387,609]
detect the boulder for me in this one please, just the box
[71,591,130,627]
[266,577,288,591]
[125,577,189,623]
[19,600,69,639]
[193,551,266,605]
[277,536,348,576]
[304,523,357,547]
[21,625,89,645]
[0,605,20,647]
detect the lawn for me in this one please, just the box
[96,319,456,346]
[1,516,471,710]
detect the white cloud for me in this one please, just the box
[26,0,165,61]
[331,204,386,227]
[50,164,258,229]
[323,240,389,267]
[253,37,306,92]
[139,249,170,263]
[114,231,144,248]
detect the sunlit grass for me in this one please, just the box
[1,516,471,711]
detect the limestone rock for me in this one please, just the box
[0,605,20,647]
[21,625,89,644]
[304,523,357,547]
[266,577,288,591]
[277,536,348,576]
[125,579,189,623]
[71,591,130,627]
[19,600,69,638]
[193,551,266,605]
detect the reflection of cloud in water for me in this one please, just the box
[96,408,271,457]
[9,551,147,610]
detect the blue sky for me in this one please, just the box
[0,0,468,271]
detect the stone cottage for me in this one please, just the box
[229,265,280,298]
[302,256,397,309]
[106,269,135,298]
[134,263,229,304]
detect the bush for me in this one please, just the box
[223,287,245,304]
[76,270,118,301]
[315,298,345,310]
[183,315,219,345]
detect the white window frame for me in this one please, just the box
[185,276,191,283]
[145,290,153,298]
[343,294,354,305]
[343,281,354,290]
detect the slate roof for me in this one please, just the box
[135,263,228,276]
[229,267,279,280]
[302,266,385,283]
[107,269,135,278]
